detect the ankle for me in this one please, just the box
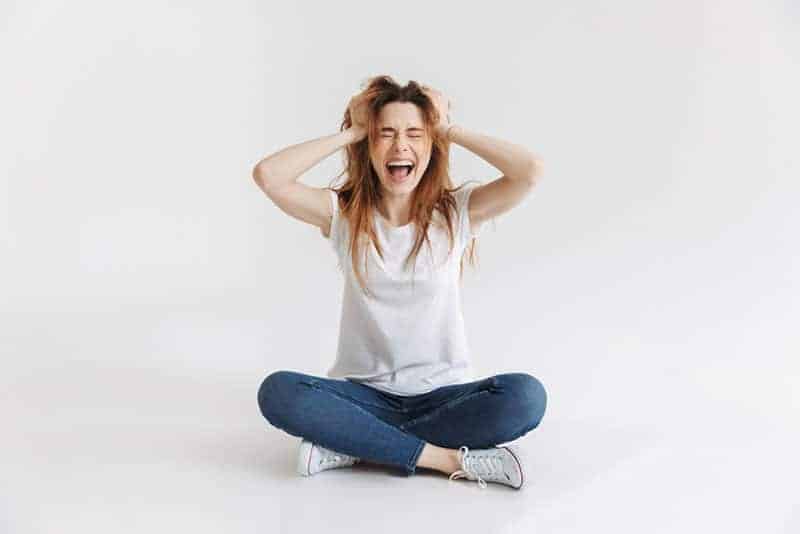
[417,443,462,475]
[445,448,463,474]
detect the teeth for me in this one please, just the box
[387,160,414,167]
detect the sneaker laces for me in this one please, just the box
[449,446,504,489]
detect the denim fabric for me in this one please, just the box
[257,370,547,476]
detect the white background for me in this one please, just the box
[2,0,798,532]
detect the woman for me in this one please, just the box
[253,75,547,490]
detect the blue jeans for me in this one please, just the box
[257,370,547,476]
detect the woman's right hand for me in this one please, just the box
[347,92,369,142]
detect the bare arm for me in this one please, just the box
[442,124,541,184]
[441,124,543,234]
[252,126,366,192]
[421,85,542,233]
[250,126,365,236]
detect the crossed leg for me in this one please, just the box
[257,371,547,476]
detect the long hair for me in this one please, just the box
[327,75,479,298]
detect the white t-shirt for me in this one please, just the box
[323,183,485,396]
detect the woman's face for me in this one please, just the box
[370,102,432,195]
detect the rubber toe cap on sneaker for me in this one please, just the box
[500,445,524,489]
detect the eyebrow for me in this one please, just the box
[379,126,426,133]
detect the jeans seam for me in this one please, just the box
[301,379,408,413]
[399,389,491,432]
[300,380,425,476]
[406,439,425,476]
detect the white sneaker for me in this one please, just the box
[449,444,525,489]
[296,438,361,477]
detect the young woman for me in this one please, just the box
[253,75,547,490]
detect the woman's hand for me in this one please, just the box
[421,85,452,139]
[347,92,369,142]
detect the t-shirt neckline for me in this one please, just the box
[376,211,414,231]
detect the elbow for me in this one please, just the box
[252,162,296,195]
[522,154,543,186]
[252,162,270,189]
[532,156,544,182]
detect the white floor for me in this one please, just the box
[3,303,798,534]
[4,0,799,531]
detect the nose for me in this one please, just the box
[391,135,411,152]
[391,144,411,159]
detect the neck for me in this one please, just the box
[379,193,413,227]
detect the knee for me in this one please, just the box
[497,373,548,429]
[257,370,302,426]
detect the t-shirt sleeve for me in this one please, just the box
[456,184,484,249]
[323,189,341,251]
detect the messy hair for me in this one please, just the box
[328,75,479,298]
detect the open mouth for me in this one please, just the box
[386,162,415,181]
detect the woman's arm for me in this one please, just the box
[442,124,542,184]
[252,126,366,191]
[421,85,541,183]
[445,123,543,233]
[422,85,543,232]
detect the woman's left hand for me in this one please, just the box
[422,85,452,139]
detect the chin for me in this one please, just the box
[382,170,418,191]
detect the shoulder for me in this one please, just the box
[451,181,484,243]
[453,182,480,208]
